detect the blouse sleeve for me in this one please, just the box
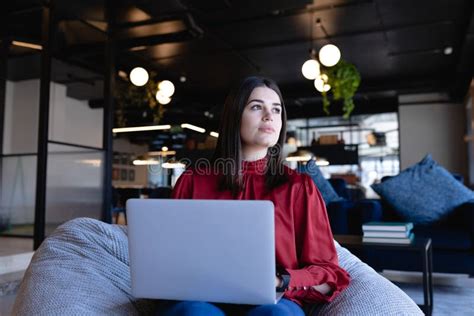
[284,174,351,304]
[171,169,194,199]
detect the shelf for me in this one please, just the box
[302,144,358,165]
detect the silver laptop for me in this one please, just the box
[127,199,284,305]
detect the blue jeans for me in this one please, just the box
[157,298,306,316]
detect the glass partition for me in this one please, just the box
[0,155,37,236]
[1,28,41,236]
[45,143,103,235]
[1,6,108,242]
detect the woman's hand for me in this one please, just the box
[275,275,283,288]
[312,283,332,295]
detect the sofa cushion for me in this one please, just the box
[371,154,474,225]
[298,160,344,205]
[328,178,350,200]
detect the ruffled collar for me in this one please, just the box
[241,156,268,174]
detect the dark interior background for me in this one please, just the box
[4,0,474,134]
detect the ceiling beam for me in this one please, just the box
[148,20,454,62]
[202,0,373,27]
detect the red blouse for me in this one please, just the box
[171,157,351,305]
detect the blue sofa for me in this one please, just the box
[327,177,474,276]
[362,198,474,276]
[325,199,382,236]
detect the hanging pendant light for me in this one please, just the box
[302,15,320,80]
[129,67,149,86]
[314,74,331,92]
[301,59,321,80]
[319,44,341,67]
[158,80,175,97]
[156,90,171,104]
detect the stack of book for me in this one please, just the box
[362,222,414,244]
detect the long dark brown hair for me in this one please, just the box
[212,76,288,195]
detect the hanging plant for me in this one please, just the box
[115,71,168,128]
[321,60,361,119]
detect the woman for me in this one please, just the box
[160,76,350,315]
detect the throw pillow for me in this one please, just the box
[371,154,474,225]
[297,160,344,205]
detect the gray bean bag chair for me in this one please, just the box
[12,218,423,315]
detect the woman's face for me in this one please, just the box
[240,87,283,154]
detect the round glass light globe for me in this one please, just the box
[301,59,320,80]
[443,46,453,55]
[156,90,171,104]
[158,80,175,97]
[319,44,341,67]
[129,67,149,86]
[314,77,331,92]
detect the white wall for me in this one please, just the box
[3,80,40,154]
[399,102,467,177]
[3,79,103,153]
[49,83,103,148]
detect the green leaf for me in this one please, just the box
[320,60,361,118]
[114,71,168,127]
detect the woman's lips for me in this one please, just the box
[258,127,275,133]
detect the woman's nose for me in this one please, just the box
[262,108,273,121]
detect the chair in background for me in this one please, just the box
[149,187,172,199]
[111,188,127,224]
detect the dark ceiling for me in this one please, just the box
[4,0,474,134]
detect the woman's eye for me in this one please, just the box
[250,104,262,110]
[272,108,281,114]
